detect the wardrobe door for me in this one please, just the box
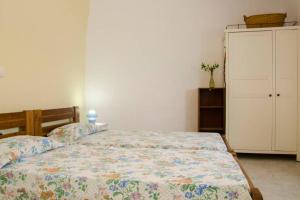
[228,31,273,151]
[275,30,298,152]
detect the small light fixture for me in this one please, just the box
[87,109,97,124]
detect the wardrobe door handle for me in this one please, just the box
[277,94,280,97]
[269,94,272,97]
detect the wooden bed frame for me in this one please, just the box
[221,136,263,200]
[0,106,263,200]
[33,106,79,136]
[0,111,34,139]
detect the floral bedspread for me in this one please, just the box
[0,144,251,200]
[76,130,228,152]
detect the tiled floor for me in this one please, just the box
[238,154,300,200]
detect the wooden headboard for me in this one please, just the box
[0,111,34,139]
[34,106,80,136]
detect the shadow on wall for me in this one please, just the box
[185,89,198,132]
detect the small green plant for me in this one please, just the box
[201,63,219,72]
[201,63,220,89]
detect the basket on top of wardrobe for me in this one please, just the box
[244,13,287,28]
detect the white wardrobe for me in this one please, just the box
[225,26,300,159]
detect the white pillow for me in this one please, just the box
[0,136,64,168]
[48,123,107,144]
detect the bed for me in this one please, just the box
[75,130,228,152]
[0,107,263,200]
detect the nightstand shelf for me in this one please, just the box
[198,88,225,135]
[199,106,224,109]
[199,127,224,131]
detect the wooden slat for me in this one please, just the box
[42,107,74,116]
[41,112,74,123]
[0,112,25,121]
[0,111,34,139]
[0,119,25,130]
[33,110,43,136]
[25,110,34,135]
[0,111,27,130]
[73,107,80,122]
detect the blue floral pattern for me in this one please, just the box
[0,144,251,199]
[76,130,228,152]
[48,123,107,144]
[0,136,63,168]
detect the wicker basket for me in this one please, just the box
[244,13,287,28]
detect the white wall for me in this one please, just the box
[86,0,298,131]
[0,0,89,121]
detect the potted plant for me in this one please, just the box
[201,63,219,89]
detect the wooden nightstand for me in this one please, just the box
[198,88,225,135]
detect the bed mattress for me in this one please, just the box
[0,143,250,200]
[76,130,228,152]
